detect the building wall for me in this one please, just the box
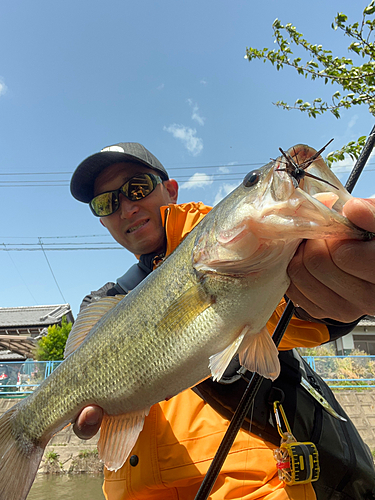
[335,320,375,355]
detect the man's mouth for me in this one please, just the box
[127,220,149,233]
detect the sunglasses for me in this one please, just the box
[89,172,162,217]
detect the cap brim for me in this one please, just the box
[70,151,168,203]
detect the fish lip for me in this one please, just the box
[126,219,150,234]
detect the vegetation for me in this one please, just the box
[69,448,103,474]
[35,316,72,361]
[298,345,375,388]
[297,344,336,357]
[45,449,60,464]
[245,2,375,165]
[43,449,63,473]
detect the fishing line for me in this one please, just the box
[241,399,255,500]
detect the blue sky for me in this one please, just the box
[0,0,374,318]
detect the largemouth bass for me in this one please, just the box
[0,144,372,500]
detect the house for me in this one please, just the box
[0,304,74,360]
[334,315,375,355]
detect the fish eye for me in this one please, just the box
[243,170,261,188]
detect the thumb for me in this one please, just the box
[343,198,375,233]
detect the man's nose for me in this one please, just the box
[118,193,139,218]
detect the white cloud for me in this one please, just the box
[213,183,238,205]
[331,157,355,175]
[218,166,230,174]
[200,79,207,85]
[370,193,375,198]
[157,83,165,91]
[180,172,213,190]
[0,78,8,96]
[164,124,203,156]
[187,99,205,126]
[347,115,358,130]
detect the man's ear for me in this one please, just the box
[164,179,179,203]
[100,218,106,227]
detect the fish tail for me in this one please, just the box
[0,406,44,500]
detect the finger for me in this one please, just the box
[327,238,375,284]
[343,198,375,232]
[287,281,334,319]
[291,238,374,299]
[286,279,364,322]
[287,240,373,321]
[73,405,103,440]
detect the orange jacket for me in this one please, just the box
[103,202,327,500]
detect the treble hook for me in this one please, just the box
[275,139,339,190]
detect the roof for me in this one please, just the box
[358,315,375,327]
[0,350,28,361]
[0,304,73,328]
[0,336,36,358]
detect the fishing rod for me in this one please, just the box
[194,124,375,500]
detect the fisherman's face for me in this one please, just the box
[94,162,178,256]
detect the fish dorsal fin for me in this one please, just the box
[209,331,247,382]
[64,295,125,358]
[157,284,213,336]
[98,408,150,471]
[239,325,280,381]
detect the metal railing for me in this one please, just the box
[0,360,62,397]
[0,356,374,397]
[303,355,375,388]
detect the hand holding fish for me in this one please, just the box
[287,198,375,322]
[73,405,103,439]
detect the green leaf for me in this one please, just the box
[364,1,375,15]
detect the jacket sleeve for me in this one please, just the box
[268,298,360,350]
[78,281,116,313]
[292,304,361,341]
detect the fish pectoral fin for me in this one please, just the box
[157,284,213,335]
[209,331,246,382]
[98,408,150,472]
[64,295,125,358]
[239,326,280,381]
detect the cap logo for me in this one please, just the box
[101,146,125,153]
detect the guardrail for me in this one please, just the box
[0,356,374,397]
[0,360,62,397]
[303,355,375,389]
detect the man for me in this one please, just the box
[70,142,375,499]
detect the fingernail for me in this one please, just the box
[85,409,100,425]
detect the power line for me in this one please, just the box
[0,247,123,251]
[0,163,263,176]
[1,234,112,239]
[0,164,373,188]
[0,234,123,251]
[38,237,67,302]
[1,161,375,177]
[2,244,39,303]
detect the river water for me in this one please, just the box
[27,474,105,499]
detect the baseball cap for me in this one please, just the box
[70,142,169,203]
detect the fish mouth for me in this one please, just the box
[127,219,149,234]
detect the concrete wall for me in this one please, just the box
[0,390,374,468]
[335,390,375,450]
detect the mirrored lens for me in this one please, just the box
[90,191,118,217]
[89,173,161,217]
[122,174,155,201]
